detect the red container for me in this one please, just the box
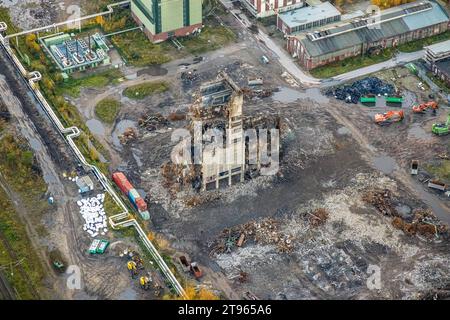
[135,197,148,212]
[112,172,133,194]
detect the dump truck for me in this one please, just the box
[428,180,447,191]
[432,114,450,136]
[374,110,404,125]
[413,101,438,113]
[411,160,419,175]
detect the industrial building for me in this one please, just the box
[425,39,450,87]
[277,2,341,35]
[39,33,110,73]
[131,0,202,43]
[286,1,450,70]
[240,0,304,18]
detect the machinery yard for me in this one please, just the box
[0,0,450,303]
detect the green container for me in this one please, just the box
[96,240,109,254]
[360,97,376,103]
[386,97,403,103]
[89,239,101,254]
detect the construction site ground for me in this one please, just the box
[2,0,450,300]
[60,21,450,299]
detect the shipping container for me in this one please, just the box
[128,188,140,204]
[135,197,148,212]
[112,172,133,194]
[386,96,403,103]
[139,210,150,220]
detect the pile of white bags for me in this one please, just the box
[77,194,108,237]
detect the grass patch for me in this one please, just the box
[398,31,450,53]
[179,26,237,55]
[56,69,123,98]
[123,81,169,100]
[310,49,394,79]
[0,7,20,35]
[95,98,121,124]
[0,134,48,299]
[425,160,450,183]
[103,192,124,217]
[111,30,173,66]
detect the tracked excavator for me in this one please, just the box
[127,261,138,278]
[374,110,404,125]
[412,101,438,113]
[432,114,450,136]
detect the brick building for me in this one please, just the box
[425,39,450,87]
[286,1,450,70]
[240,0,304,18]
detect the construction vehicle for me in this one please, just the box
[412,101,438,113]
[411,160,419,175]
[432,114,450,136]
[374,110,404,125]
[140,274,152,290]
[428,180,447,192]
[127,260,138,278]
[190,262,203,279]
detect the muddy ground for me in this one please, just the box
[66,27,450,299]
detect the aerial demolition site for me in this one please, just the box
[0,0,450,301]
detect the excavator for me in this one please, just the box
[432,114,450,136]
[127,260,138,278]
[374,110,404,125]
[140,274,152,290]
[412,101,438,113]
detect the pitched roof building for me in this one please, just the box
[286,1,450,70]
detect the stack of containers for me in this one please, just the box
[112,172,150,220]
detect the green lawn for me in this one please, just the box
[310,49,394,79]
[111,30,174,66]
[425,160,450,183]
[123,81,169,100]
[57,69,124,98]
[95,98,121,124]
[179,26,237,55]
[397,31,450,53]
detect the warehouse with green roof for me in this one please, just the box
[286,0,450,70]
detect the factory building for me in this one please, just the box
[286,1,450,70]
[39,33,110,74]
[131,0,202,43]
[425,39,450,87]
[277,2,341,35]
[240,0,305,18]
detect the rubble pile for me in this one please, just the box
[210,217,294,255]
[181,71,199,84]
[392,209,449,239]
[77,194,108,238]
[118,127,138,145]
[362,189,398,216]
[242,87,273,99]
[139,113,169,131]
[326,77,395,104]
[308,208,329,227]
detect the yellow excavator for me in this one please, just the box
[127,261,138,278]
[140,274,151,290]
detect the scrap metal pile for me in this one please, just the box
[209,217,294,255]
[138,113,169,132]
[118,127,138,145]
[363,189,448,239]
[326,77,395,104]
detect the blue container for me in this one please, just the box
[128,188,140,208]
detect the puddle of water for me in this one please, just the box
[117,287,137,300]
[273,87,329,104]
[408,123,429,140]
[371,155,398,174]
[112,119,137,148]
[86,119,106,137]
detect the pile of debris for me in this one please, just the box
[392,209,448,239]
[181,71,199,84]
[77,194,108,237]
[119,127,138,145]
[308,208,329,227]
[326,77,395,104]
[161,162,199,194]
[139,113,169,131]
[362,189,398,216]
[209,217,294,255]
[242,87,273,99]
